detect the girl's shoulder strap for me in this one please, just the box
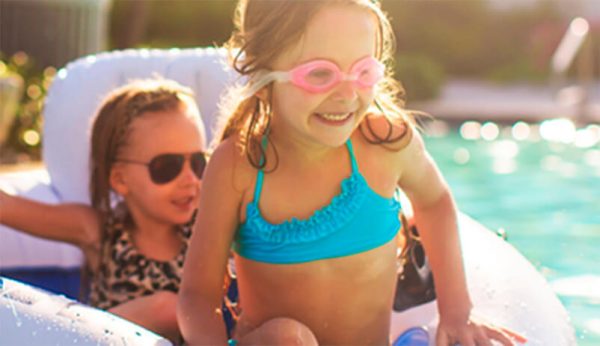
[252,135,268,202]
[345,139,359,173]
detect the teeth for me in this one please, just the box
[174,197,193,205]
[318,112,351,121]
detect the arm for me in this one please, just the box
[177,139,246,345]
[395,130,524,345]
[395,131,470,320]
[109,291,180,343]
[0,189,99,249]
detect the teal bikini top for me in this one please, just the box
[233,139,402,264]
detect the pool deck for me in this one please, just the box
[412,79,600,125]
[0,161,44,173]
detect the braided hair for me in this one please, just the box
[89,78,196,227]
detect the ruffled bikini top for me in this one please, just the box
[233,139,402,264]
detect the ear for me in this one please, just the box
[109,165,129,197]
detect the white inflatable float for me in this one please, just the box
[0,276,171,346]
[391,213,575,345]
[0,212,575,345]
[0,48,575,345]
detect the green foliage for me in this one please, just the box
[385,0,491,75]
[107,0,567,83]
[0,0,580,163]
[381,0,561,81]
[109,0,236,49]
[0,52,54,164]
[486,58,549,84]
[394,53,445,102]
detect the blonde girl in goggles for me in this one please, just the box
[179,1,526,345]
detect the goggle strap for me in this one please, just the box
[242,70,289,99]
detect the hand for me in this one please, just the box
[436,315,527,346]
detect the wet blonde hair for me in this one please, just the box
[89,78,197,225]
[218,0,412,168]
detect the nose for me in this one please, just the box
[178,159,201,185]
[332,79,358,103]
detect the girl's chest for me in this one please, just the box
[250,162,398,225]
[132,233,183,262]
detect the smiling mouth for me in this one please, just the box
[314,112,354,123]
[173,196,195,208]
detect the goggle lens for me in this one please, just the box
[291,56,383,93]
[304,66,337,87]
[352,58,384,88]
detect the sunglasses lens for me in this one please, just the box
[149,154,184,184]
[190,152,207,179]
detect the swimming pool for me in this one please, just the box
[425,119,600,346]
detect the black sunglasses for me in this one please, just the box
[117,151,208,184]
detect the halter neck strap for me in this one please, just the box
[253,136,268,202]
[253,138,357,203]
[346,139,359,173]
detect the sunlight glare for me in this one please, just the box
[512,121,530,141]
[575,127,600,148]
[490,140,519,159]
[571,17,590,37]
[540,118,576,143]
[57,68,68,80]
[584,150,600,167]
[541,155,562,172]
[481,122,499,141]
[453,148,470,165]
[23,130,40,146]
[460,121,481,140]
[492,159,517,175]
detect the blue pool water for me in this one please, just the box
[425,121,600,346]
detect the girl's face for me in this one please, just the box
[111,104,204,228]
[269,4,378,148]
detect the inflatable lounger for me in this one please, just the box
[0,48,575,345]
[0,48,236,297]
[1,212,574,345]
[0,276,170,345]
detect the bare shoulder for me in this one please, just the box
[356,113,429,180]
[358,114,448,206]
[185,136,251,278]
[359,113,415,152]
[206,135,255,198]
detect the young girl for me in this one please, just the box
[0,79,207,342]
[179,1,526,345]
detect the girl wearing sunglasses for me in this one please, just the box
[0,79,207,342]
[179,1,526,346]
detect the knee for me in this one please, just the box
[259,317,318,346]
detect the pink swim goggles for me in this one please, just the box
[243,56,384,98]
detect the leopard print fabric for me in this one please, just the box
[88,220,191,310]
